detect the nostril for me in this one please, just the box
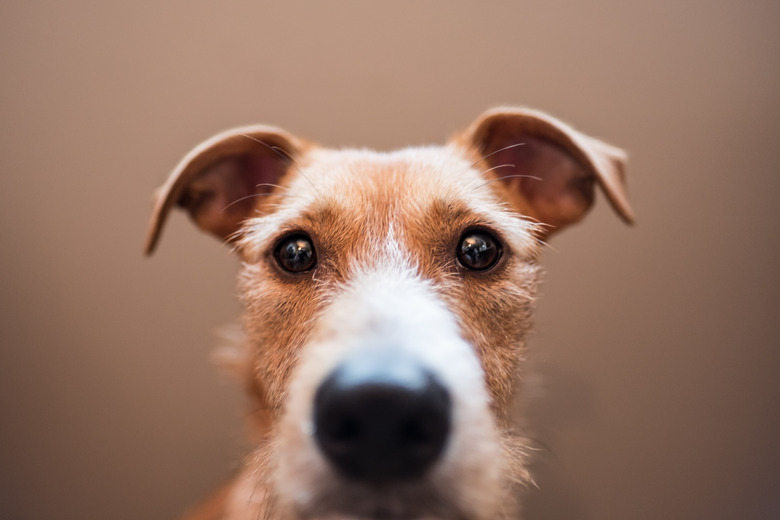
[321,412,361,452]
[313,351,451,484]
[401,415,443,452]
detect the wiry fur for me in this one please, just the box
[147,107,632,520]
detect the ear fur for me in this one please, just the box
[456,107,634,235]
[144,126,306,255]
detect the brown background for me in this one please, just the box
[1,1,779,519]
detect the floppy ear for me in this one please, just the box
[457,107,634,235]
[144,126,306,255]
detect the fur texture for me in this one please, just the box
[147,107,632,520]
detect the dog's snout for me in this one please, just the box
[313,350,451,484]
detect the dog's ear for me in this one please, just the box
[145,126,306,255]
[457,107,634,235]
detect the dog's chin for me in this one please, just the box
[293,479,463,520]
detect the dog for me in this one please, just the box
[145,107,633,520]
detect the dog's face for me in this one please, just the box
[146,108,632,520]
[236,148,541,519]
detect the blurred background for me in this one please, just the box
[1,1,778,519]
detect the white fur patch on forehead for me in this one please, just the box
[295,145,502,195]
[287,146,477,205]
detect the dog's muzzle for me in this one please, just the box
[313,348,451,485]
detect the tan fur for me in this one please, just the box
[148,108,632,520]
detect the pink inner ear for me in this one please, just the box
[178,153,288,241]
[484,134,595,230]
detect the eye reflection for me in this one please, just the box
[275,234,317,273]
[457,231,501,271]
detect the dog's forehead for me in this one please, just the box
[290,146,518,224]
[240,145,539,258]
[298,146,481,200]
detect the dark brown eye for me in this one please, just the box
[457,230,501,271]
[274,234,317,273]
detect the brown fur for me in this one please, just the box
[147,107,632,520]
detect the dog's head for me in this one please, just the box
[147,108,632,520]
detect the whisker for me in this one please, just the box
[463,164,516,191]
[268,145,297,166]
[219,191,292,214]
[471,142,526,168]
[472,173,543,192]
[240,134,320,194]
[479,163,516,176]
[255,182,289,192]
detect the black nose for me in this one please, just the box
[313,350,451,484]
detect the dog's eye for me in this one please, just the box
[274,234,317,273]
[457,230,501,271]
